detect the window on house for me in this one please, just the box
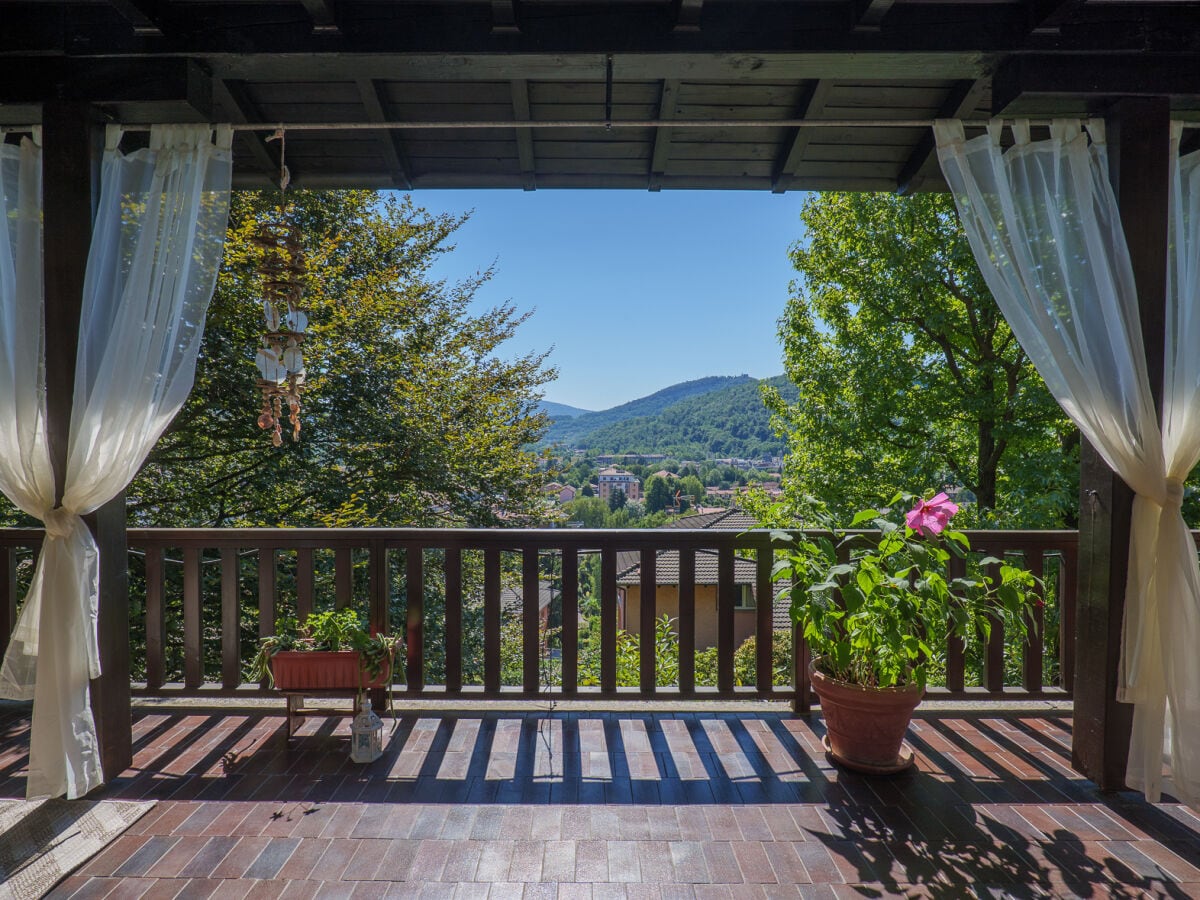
[734,585,755,610]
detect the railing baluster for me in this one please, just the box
[983,557,1005,692]
[756,546,773,696]
[221,548,240,689]
[601,545,617,694]
[678,548,695,695]
[946,553,966,693]
[144,546,164,689]
[257,548,276,687]
[523,547,540,695]
[561,548,578,696]
[793,618,810,714]
[717,545,734,693]
[1060,544,1077,694]
[639,548,657,695]
[484,548,500,693]
[296,547,314,620]
[1023,550,1046,692]
[183,546,202,689]
[445,547,462,694]
[406,546,424,691]
[334,547,353,609]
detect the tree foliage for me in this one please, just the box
[764,192,1078,527]
[129,190,555,527]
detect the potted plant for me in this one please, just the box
[774,491,1041,774]
[248,608,402,693]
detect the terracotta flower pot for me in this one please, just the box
[270,650,392,691]
[809,661,924,774]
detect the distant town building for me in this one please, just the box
[541,482,577,504]
[597,467,641,502]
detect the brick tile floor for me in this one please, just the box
[2,703,1198,898]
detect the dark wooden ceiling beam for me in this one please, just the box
[896,78,987,195]
[356,78,412,190]
[771,79,833,194]
[511,79,536,191]
[993,54,1200,117]
[853,0,896,32]
[1028,0,1088,33]
[492,0,520,34]
[212,78,283,187]
[298,0,340,34]
[648,79,680,192]
[0,58,211,119]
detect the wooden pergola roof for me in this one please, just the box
[2,0,1199,192]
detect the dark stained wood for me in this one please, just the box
[144,546,165,690]
[639,548,657,694]
[853,0,896,31]
[355,78,413,189]
[522,547,540,693]
[792,618,810,714]
[896,78,986,194]
[717,545,735,693]
[1023,551,1045,693]
[295,547,314,621]
[993,55,1200,117]
[0,548,14,660]
[444,547,463,693]
[678,548,696,695]
[946,553,966,693]
[104,0,164,36]
[1073,97,1171,791]
[484,548,501,693]
[511,79,536,191]
[601,546,618,693]
[771,80,833,194]
[183,547,202,689]
[368,541,389,637]
[90,495,131,778]
[213,78,282,185]
[561,549,579,695]
[1060,543,1077,693]
[221,548,240,689]
[491,0,519,34]
[334,547,353,609]
[755,548,773,694]
[672,0,703,33]
[983,559,1005,693]
[406,547,424,690]
[648,79,680,191]
[257,548,276,645]
[298,0,339,34]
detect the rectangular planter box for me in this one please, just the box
[270,650,392,691]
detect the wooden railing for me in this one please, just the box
[0,527,1081,707]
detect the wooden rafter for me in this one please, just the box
[1028,0,1088,33]
[356,78,413,190]
[492,0,520,34]
[771,80,833,194]
[298,0,339,34]
[213,79,283,187]
[896,78,987,195]
[511,79,536,191]
[648,79,681,192]
[853,0,895,32]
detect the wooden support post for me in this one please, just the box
[43,101,133,782]
[1073,97,1170,791]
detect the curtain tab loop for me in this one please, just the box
[42,507,77,540]
[104,125,124,153]
[1013,119,1031,146]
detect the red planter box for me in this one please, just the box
[270,650,392,691]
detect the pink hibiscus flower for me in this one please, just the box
[905,492,959,536]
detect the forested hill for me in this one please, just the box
[537,400,592,419]
[543,375,797,459]
[542,375,754,447]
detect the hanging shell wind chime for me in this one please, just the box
[253,211,308,446]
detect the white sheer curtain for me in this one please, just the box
[935,118,1200,807]
[0,124,233,799]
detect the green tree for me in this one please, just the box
[764,192,1077,527]
[644,475,672,513]
[608,488,627,512]
[679,475,706,509]
[129,190,555,527]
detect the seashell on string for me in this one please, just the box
[255,348,288,383]
[263,300,280,331]
[285,309,308,334]
[282,346,304,373]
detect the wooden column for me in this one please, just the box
[42,102,133,783]
[1073,97,1171,791]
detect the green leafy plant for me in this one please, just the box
[773,491,1041,689]
[247,608,403,688]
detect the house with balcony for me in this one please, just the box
[596,466,642,502]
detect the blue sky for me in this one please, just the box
[415,189,809,411]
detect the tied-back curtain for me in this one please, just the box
[935,117,1200,807]
[0,124,233,799]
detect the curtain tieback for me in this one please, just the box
[1163,477,1185,511]
[43,507,78,540]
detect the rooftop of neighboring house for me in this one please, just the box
[597,467,638,479]
[499,580,558,614]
